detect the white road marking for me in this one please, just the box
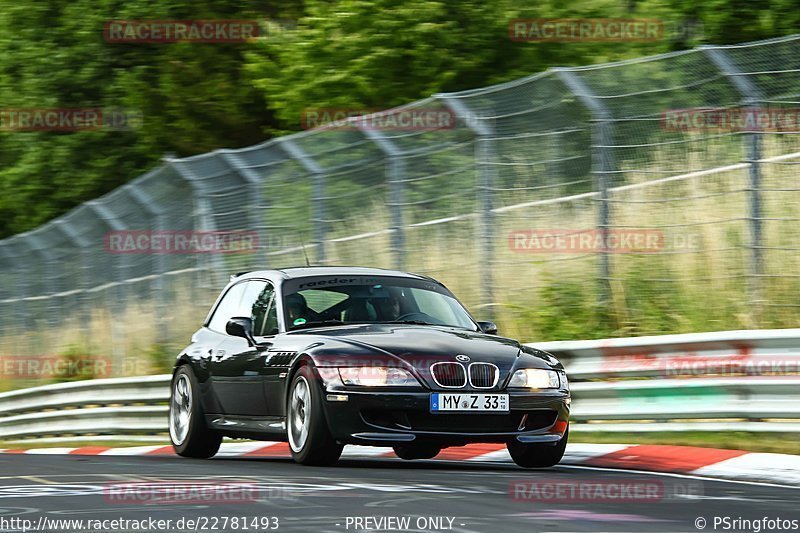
[24,448,78,455]
[554,464,800,490]
[99,445,168,456]
[693,452,800,486]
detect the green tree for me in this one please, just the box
[0,0,296,236]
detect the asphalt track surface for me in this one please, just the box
[0,453,797,533]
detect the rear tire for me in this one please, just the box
[169,365,222,458]
[507,425,568,468]
[393,445,441,460]
[287,364,343,466]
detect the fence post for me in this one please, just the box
[0,247,9,353]
[280,139,327,264]
[55,220,92,346]
[701,46,765,313]
[88,201,128,376]
[25,233,58,328]
[165,160,224,288]
[3,239,29,356]
[219,152,265,269]
[356,125,406,270]
[125,184,170,348]
[437,96,495,315]
[555,69,615,310]
[14,258,29,355]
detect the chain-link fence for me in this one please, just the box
[2,34,800,379]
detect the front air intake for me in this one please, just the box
[469,362,499,389]
[430,362,467,388]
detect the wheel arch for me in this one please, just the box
[285,353,316,396]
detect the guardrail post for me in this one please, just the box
[555,69,615,310]
[702,46,766,315]
[437,95,495,315]
[355,125,406,270]
[279,140,327,264]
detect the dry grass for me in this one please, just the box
[2,142,800,389]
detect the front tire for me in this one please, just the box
[169,365,222,458]
[507,425,568,468]
[287,365,343,466]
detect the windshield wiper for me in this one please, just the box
[383,320,438,326]
[289,319,345,330]
[383,320,475,331]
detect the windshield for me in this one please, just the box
[281,276,477,331]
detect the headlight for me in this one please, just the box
[508,368,560,389]
[338,366,420,387]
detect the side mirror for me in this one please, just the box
[477,321,498,335]
[226,317,257,346]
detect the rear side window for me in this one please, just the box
[301,289,349,313]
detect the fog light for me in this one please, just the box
[326,394,348,402]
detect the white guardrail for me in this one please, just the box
[0,329,798,441]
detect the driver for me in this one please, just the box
[373,294,401,320]
[285,292,312,325]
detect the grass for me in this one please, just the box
[2,433,798,455]
[0,438,169,449]
[5,141,800,362]
[571,431,800,455]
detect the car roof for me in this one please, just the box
[234,266,435,282]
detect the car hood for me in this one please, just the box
[288,324,558,389]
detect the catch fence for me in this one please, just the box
[2,34,800,377]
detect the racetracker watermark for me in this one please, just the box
[301,108,457,131]
[600,352,800,378]
[104,20,260,43]
[0,108,141,131]
[105,230,258,254]
[662,107,800,132]
[510,477,703,503]
[509,18,664,42]
[665,356,800,377]
[0,355,112,379]
[508,229,701,253]
[104,481,279,505]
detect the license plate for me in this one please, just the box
[430,393,509,412]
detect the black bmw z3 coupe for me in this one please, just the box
[169,267,571,467]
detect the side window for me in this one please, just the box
[207,282,248,332]
[412,288,458,323]
[249,283,279,337]
[239,280,268,318]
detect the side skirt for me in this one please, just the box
[206,414,287,441]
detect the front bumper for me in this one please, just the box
[320,388,570,447]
